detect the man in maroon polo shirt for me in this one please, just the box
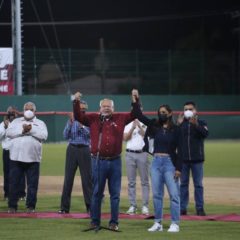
[73,92,135,231]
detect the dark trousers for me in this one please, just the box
[180,162,204,211]
[8,161,40,210]
[60,144,93,212]
[3,150,26,198]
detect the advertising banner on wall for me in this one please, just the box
[0,48,14,95]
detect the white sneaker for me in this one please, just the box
[167,223,179,233]
[142,206,149,215]
[126,206,137,215]
[148,222,163,232]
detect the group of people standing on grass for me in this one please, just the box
[58,89,208,233]
[0,89,208,233]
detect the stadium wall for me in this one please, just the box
[0,95,240,141]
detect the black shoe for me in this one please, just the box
[89,223,99,230]
[8,208,17,213]
[180,209,187,215]
[58,209,69,214]
[26,207,36,213]
[82,223,100,232]
[196,209,206,216]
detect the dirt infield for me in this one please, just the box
[24,176,240,206]
[0,176,239,206]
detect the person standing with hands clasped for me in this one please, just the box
[177,101,209,216]
[124,119,150,215]
[132,89,182,233]
[59,100,92,214]
[0,106,26,201]
[73,91,135,231]
[6,102,48,213]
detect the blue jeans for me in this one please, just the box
[91,156,122,226]
[151,156,180,224]
[180,162,204,211]
[8,161,39,210]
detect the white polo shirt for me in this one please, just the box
[124,121,146,151]
[6,116,48,163]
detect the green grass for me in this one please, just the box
[0,140,240,239]
[204,140,240,177]
[0,196,239,240]
[1,140,240,177]
[0,218,239,240]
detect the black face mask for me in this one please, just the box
[158,114,168,123]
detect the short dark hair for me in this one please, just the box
[184,101,196,108]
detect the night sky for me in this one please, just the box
[0,0,240,50]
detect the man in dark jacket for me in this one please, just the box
[178,101,209,216]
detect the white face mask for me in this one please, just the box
[24,110,35,120]
[184,110,194,119]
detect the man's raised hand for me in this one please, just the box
[131,89,139,103]
[74,92,82,101]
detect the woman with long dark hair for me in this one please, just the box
[131,89,182,233]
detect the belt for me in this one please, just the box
[91,154,120,161]
[126,149,143,153]
[70,143,88,148]
[154,153,170,157]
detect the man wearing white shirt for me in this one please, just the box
[123,119,150,215]
[6,102,48,213]
[0,106,26,200]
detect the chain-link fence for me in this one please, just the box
[23,48,239,95]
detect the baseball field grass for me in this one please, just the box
[1,140,237,177]
[0,140,239,239]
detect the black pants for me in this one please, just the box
[8,161,39,210]
[3,150,26,198]
[60,144,93,212]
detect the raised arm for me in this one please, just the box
[73,92,91,126]
[131,89,152,126]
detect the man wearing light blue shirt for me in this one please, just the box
[59,100,92,214]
